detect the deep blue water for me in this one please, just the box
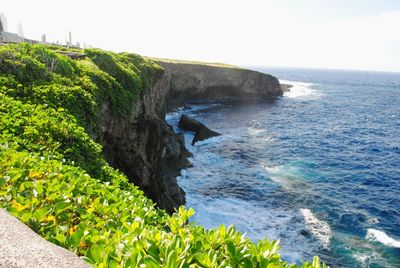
[166,68,400,267]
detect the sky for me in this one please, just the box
[1,0,400,72]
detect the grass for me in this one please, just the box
[148,56,240,69]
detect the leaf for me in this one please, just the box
[11,200,29,212]
[69,225,85,247]
[242,258,253,268]
[20,212,33,222]
[166,250,178,268]
[312,256,321,268]
[87,245,103,264]
[55,233,66,245]
[219,225,226,238]
[187,207,195,218]
[143,255,160,268]
[69,225,78,236]
[226,241,236,259]
[33,207,50,221]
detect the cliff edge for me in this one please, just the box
[99,72,192,214]
[154,59,282,108]
[100,58,283,213]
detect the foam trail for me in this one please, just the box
[300,208,332,249]
[262,164,308,191]
[366,229,400,248]
[280,79,319,99]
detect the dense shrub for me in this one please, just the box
[0,43,323,267]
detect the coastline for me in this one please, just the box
[1,43,307,267]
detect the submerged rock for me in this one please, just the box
[178,115,221,145]
[0,209,89,268]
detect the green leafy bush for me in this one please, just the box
[0,43,323,267]
[0,94,108,183]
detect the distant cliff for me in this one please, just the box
[154,60,282,108]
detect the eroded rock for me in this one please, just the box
[100,76,191,214]
[178,115,221,145]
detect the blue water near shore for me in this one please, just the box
[166,68,400,267]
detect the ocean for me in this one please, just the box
[166,67,400,267]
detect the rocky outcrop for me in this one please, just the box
[178,115,221,145]
[280,83,292,92]
[0,209,89,268]
[99,71,191,214]
[99,60,281,214]
[155,61,283,108]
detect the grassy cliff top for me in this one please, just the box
[148,56,240,69]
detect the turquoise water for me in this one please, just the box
[166,68,400,267]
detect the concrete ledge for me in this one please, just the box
[0,209,90,268]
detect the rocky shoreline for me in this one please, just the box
[101,60,283,213]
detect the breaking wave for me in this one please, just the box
[300,208,332,249]
[280,79,320,99]
[366,229,400,248]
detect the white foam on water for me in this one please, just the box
[366,229,400,248]
[263,165,282,174]
[178,156,323,263]
[182,195,315,263]
[280,79,320,99]
[247,126,265,136]
[300,208,332,249]
[262,164,309,191]
[353,253,374,268]
[366,216,379,225]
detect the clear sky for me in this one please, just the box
[1,0,400,72]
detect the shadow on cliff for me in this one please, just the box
[99,61,282,214]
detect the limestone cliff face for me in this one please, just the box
[99,72,191,214]
[155,61,282,107]
[98,61,282,213]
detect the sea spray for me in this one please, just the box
[279,79,320,99]
[366,229,400,248]
[300,208,332,249]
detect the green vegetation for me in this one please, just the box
[0,43,323,267]
[148,56,240,69]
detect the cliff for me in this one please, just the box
[0,44,317,267]
[154,59,283,108]
[0,45,282,214]
[101,58,283,213]
[99,71,191,214]
[100,59,283,213]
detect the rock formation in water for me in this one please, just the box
[178,114,221,145]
